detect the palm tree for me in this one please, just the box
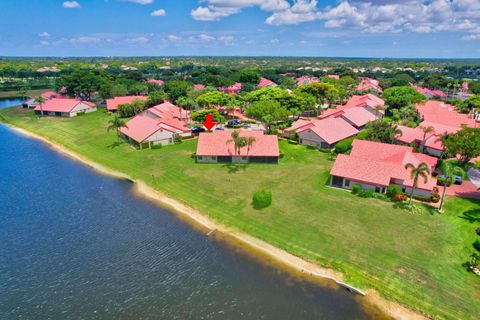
[420,125,434,151]
[438,162,463,212]
[405,162,431,206]
[107,116,128,141]
[245,136,256,154]
[226,130,250,155]
[373,105,383,118]
[434,131,450,159]
[34,96,46,117]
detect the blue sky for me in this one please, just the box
[1,0,479,58]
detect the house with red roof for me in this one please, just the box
[120,101,191,148]
[196,130,279,164]
[410,83,446,99]
[219,82,242,94]
[106,96,149,112]
[34,98,96,117]
[285,117,359,148]
[356,77,382,93]
[327,74,340,80]
[146,79,164,86]
[257,77,278,88]
[296,76,318,87]
[330,140,438,197]
[193,84,206,90]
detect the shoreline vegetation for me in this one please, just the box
[1,108,479,320]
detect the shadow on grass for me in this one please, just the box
[107,141,124,149]
[222,163,248,174]
[459,209,480,223]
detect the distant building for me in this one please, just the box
[257,77,278,88]
[34,98,97,117]
[193,84,206,90]
[410,83,446,99]
[296,76,318,87]
[330,140,438,197]
[106,96,149,112]
[146,79,165,86]
[219,82,242,94]
[356,77,382,93]
[196,130,279,164]
[327,74,340,80]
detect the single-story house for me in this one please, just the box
[296,76,318,87]
[193,84,206,90]
[330,140,438,197]
[120,102,191,148]
[257,77,278,88]
[292,117,359,149]
[337,107,379,129]
[106,96,149,112]
[415,100,476,128]
[410,83,447,99]
[319,94,385,120]
[34,98,97,117]
[196,130,279,164]
[146,79,164,86]
[219,82,242,94]
[356,77,382,93]
[144,101,190,122]
[327,74,340,80]
[119,113,191,149]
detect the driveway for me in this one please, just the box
[446,180,480,199]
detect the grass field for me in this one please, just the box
[1,107,479,319]
[0,88,52,99]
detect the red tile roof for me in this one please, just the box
[395,125,425,144]
[297,117,359,145]
[148,101,189,120]
[147,79,164,86]
[341,107,378,127]
[343,94,385,109]
[332,140,437,190]
[296,76,318,87]
[257,77,277,88]
[219,82,242,94]
[327,74,340,80]
[196,130,279,157]
[193,84,206,90]
[106,96,148,112]
[416,100,476,128]
[410,83,446,98]
[34,98,95,113]
[356,77,382,92]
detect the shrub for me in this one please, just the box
[352,184,362,195]
[474,239,480,252]
[174,136,183,144]
[252,189,272,209]
[431,188,440,203]
[476,227,480,236]
[412,194,431,202]
[393,194,407,202]
[306,145,317,150]
[358,189,375,198]
[386,184,402,198]
[334,137,354,154]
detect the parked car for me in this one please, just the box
[227,120,242,126]
[454,175,463,185]
[191,126,205,134]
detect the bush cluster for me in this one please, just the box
[386,184,402,198]
[352,184,362,195]
[252,189,272,209]
[474,239,480,252]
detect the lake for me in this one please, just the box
[0,124,380,319]
[0,98,25,109]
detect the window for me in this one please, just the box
[344,180,350,187]
[242,156,247,161]
[212,156,217,160]
[198,156,203,160]
[375,186,381,193]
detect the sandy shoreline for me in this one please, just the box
[6,123,428,320]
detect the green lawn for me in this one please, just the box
[0,88,51,99]
[1,107,479,320]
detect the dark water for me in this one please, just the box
[0,98,25,109]
[0,124,377,320]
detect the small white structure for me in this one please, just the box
[34,98,97,117]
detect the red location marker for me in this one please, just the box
[203,114,216,130]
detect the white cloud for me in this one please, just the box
[266,0,321,25]
[38,32,50,39]
[70,36,101,44]
[126,36,150,44]
[191,0,290,21]
[167,35,180,41]
[151,9,166,16]
[123,0,154,4]
[40,41,50,46]
[270,38,279,43]
[62,1,80,9]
